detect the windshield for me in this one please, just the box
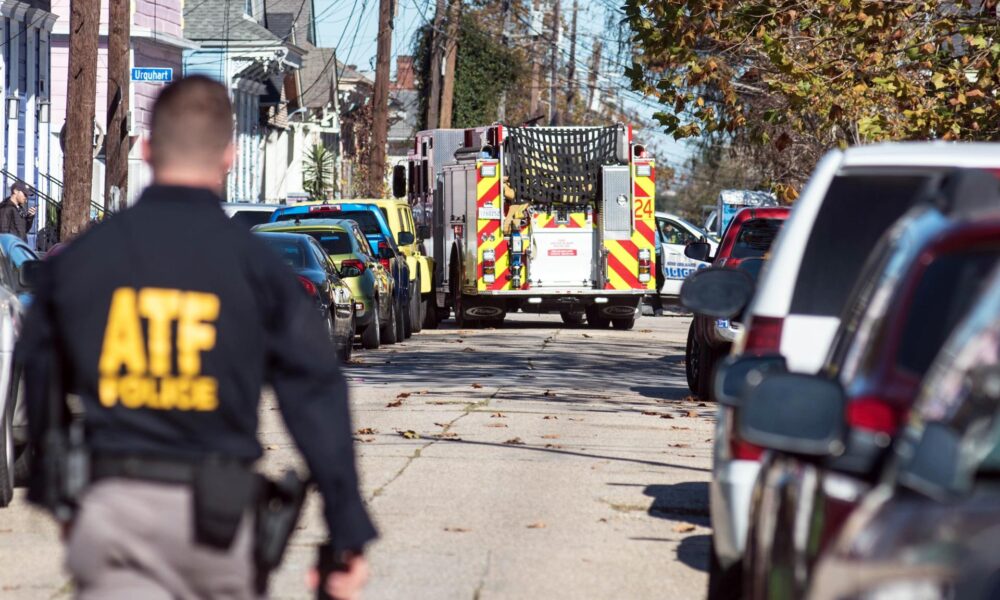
[260,238,313,270]
[302,231,353,255]
[731,218,784,260]
[276,209,384,236]
[230,211,274,228]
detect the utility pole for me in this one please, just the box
[586,38,603,116]
[425,0,446,129]
[106,0,130,213]
[368,0,393,197]
[565,0,578,119]
[528,0,542,117]
[497,0,512,121]
[438,0,461,128]
[548,0,561,125]
[62,0,100,240]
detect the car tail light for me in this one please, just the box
[377,241,391,270]
[482,249,496,283]
[846,396,898,434]
[730,438,764,461]
[744,316,784,352]
[637,248,652,283]
[341,259,366,275]
[297,276,318,296]
[309,204,341,213]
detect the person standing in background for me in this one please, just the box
[0,181,36,241]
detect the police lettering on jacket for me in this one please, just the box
[98,287,219,411]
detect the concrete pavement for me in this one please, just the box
[0,310,713,599]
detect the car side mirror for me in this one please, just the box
[340,265,362,278]
[378,246,393,261]
[740,373,847,458]
[392,164,407,199]
[19,260,44,289]
[397,231,415,246]
[417,224,431,241]
[684,241,712,262]
[679,267,755,319]
[714,353,788,408]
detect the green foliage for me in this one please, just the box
[625,0,1000,184]
[302,144,335,201]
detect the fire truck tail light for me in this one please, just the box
[482,250,496,283]
[638,248,652,283]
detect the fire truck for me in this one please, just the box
[394,123,656,329]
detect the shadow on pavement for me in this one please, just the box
[677,534,710,573]
[642,482,711,525]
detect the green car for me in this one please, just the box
[253,219,394,350]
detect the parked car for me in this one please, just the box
[0,234,41,309]
[689,169,1000,600]
[654,211,716,297]
[270,202,411,342]
[254,232,356,361]
[221,202,280,229]
[684,206,789,400]
[253,219,394,350]
[341,198,436,333]
[736,142,1000,375]
[807,266,1000,599]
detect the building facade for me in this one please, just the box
[0,1,56,245]
[183,0,302,203]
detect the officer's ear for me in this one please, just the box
[222,142,235,173]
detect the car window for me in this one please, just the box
[303,230,353,256]
[261,238,309,269]
[379,207,391,228]
[276,209,383,236]
[230,210,274,228]
[398,208,411,233]
[307,239,331,268]
[9,244,36,268]
[659,220,696,246]
[354,228,373,256]
[790,174,931,316]
[730,218,783,260]
[895,251,1000,376]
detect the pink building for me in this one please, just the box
[49,0,197,206]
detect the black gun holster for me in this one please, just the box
[253,470,308,594]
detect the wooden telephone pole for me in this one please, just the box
[106,0,130,213]
[438,0,461,128]
[61,0,100,240]
[565,0,578,116]
[548,0,561,125]
[368,0,394,196]
[425,0,446,129]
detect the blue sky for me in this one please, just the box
[314,0,693,169]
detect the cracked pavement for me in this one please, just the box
[0,311,712,599]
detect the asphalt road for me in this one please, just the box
[0,310,712,600]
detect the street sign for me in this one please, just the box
[130,67,173,83]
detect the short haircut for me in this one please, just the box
[149,75,234,167]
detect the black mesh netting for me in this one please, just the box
[504,126,620,205]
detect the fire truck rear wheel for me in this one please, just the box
[611,317,636,330]
[585,306,610,329]
[560,311,585,326]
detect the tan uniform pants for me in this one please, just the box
[65,479,257,599]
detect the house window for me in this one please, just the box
[244,0,253,16]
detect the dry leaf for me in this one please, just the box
[356,427,377,435]
[397,392,412,399]
[568,417,583,421]
[660,413,675,419]
[355,437,374,443]
[582,333,592,338]
[462,347,477,352]
[541,434,560,439]
[265,444,279,450]
[684,410,699,418]
[697,402,707,407]
[639,329,652,333]
[682,395,699,402]
[670,443,690,448]
[598,518,608,523]
[543,390,557,397]
[400,430,419,439]
[386,399,403,408]
[471,383,483,389]
[543,415,558,420]
[491,412,506,418]
[544,443,563,449]
[673,523,696,533]
[504,437,526,445]
[641,411,659,416]
[455,339,464,343]
[527,521,546,529]
[434,432,462,440]
[444,527,470,533]
[670,426,690,431]
[486,423,509,428]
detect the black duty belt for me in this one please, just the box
[91,455,204,485]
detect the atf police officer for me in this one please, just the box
[18,76,375,599]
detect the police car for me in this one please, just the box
[654,211,717,296]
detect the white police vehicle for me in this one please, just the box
[655,211,717,296]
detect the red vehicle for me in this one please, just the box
[741,173,1000,599]
[684,207,790,399]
